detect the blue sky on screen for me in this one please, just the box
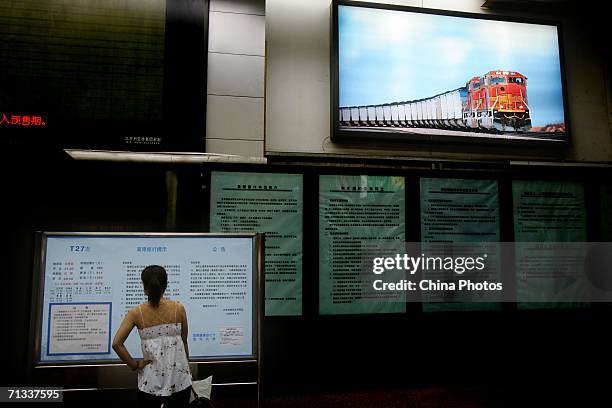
[339,5,565,126]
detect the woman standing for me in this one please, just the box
[112,265,192,407]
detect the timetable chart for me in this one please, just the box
[47,260,111,303]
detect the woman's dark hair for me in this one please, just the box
[141,265,167,307]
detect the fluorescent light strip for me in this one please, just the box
[64,149,267,164]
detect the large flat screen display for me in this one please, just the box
[331,1,569,147]
[33,233,261,365]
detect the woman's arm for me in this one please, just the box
[112,309,150,370]
[180,304,189,359]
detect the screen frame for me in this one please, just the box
[30,231,263,368]
[330,0,571,150]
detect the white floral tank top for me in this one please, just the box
[137,304,192,396]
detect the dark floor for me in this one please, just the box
[59,386,521,408]
[58,382,609,408]
[265,387,507,408]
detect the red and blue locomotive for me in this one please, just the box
[463,70,531,131]
[339,69,532,132]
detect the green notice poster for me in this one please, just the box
[513,181,586,242]
[420,178,499,242]
[319,175,406,315]
[210,172,303,316]
[420,178,501,312]
[512,180,587,308]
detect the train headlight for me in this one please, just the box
[520,105,524,109]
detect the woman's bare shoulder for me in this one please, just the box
[166,298,183,307]
[171,300,187,316]
[124,305,142,322]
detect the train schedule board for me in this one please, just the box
[32,233,262,365]
[331,0,569,147]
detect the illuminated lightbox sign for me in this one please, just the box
[331,0,569,147]
[34,233,260,364]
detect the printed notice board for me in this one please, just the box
[420,178,501,312]
[319,175,406,315]
[34,233,260,364]
[512,181,587,308]
[210,172,303,316]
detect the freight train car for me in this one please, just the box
[339,70,532,132]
